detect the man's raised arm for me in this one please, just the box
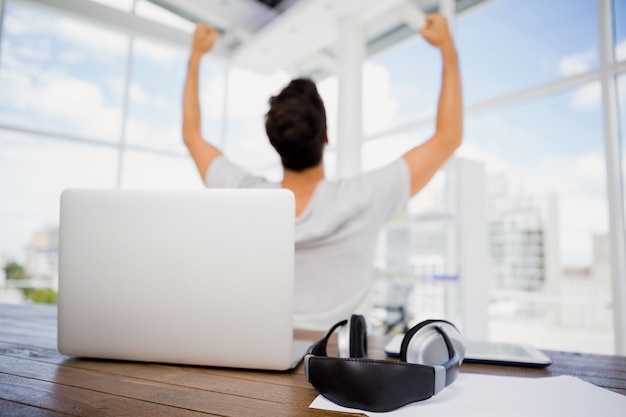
[402,14,463,196]
[183,24,222,179]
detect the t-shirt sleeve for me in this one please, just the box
[353,158,411,225]
[204,156,268,188]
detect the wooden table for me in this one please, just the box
[1,302,625,416]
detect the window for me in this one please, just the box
[359,0,619,353]
[0,1,129,142]
[120,150,201,189]
[363,38,440,136]
[459,83,611,352]
[0,130,118,266]
[0,1,208,303]
[126,36,226,155]
[222,67,289,182]
[457,0,598,106]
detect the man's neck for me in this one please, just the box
[282,164,325,190]
[281,164,325,217]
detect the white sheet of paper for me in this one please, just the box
[310,373,626,416]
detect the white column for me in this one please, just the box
[598,0,626,355]
[336,17,364,179]
[456,159,489,341]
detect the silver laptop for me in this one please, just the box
[58,188,309,371]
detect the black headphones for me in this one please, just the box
[305,315,465,412]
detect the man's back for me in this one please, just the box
[206,156,410,329]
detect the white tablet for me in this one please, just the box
[384,335,552,368]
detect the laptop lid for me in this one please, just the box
[58,188,300,370]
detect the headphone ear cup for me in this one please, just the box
[337,315,368,358]
[400,320,464,364]
[399,319,433,362]
[349,314,368,358]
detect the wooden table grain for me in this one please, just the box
[1,303,625,416]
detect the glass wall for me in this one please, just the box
[362,38,440,136]
[458,0,598,106]
[362,0,622,353]
[0,1,128,141]
[462,84,611,352]
[0,0,226,302]
[222,67,289,182]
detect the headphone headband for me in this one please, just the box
[305,317,464,412]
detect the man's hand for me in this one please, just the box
[192,24,219,57]
[420,14,453,50]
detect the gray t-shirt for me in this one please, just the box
[206,156,410,329]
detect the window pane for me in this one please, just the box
[615,0,626,61]
[458,0,599,106]
[120,150,203,189]
[0,131,118,299]
[126,37,225,155]
[363,37,440,135]
[0,1,128,141]
[223,67,289,182]
[364,130,461,332]
[460,83,611,353]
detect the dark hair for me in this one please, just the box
[265,78,327,172]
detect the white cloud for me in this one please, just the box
[5,4,128,63]
[224,67,289,121]
[558,49,596,77]
[200,67,288,174]
[616,39,626,62]
[569,82,601,111]
[200,72,228,121]
[48,15,129,58]
[363,63,400,134]
[457,141,519,177]
[0,67,122,140]
[134,37,184,63]
[525,153,607,203]
[125,117,186,153]
[557,50,602,111]
[130,83,148,104]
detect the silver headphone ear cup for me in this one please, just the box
[405,321,466,364]
[405,324,445,364]
[337,320,350,358]
[442,323,466,362]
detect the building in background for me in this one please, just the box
[24,226,59,290]
[488,173,560,293]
